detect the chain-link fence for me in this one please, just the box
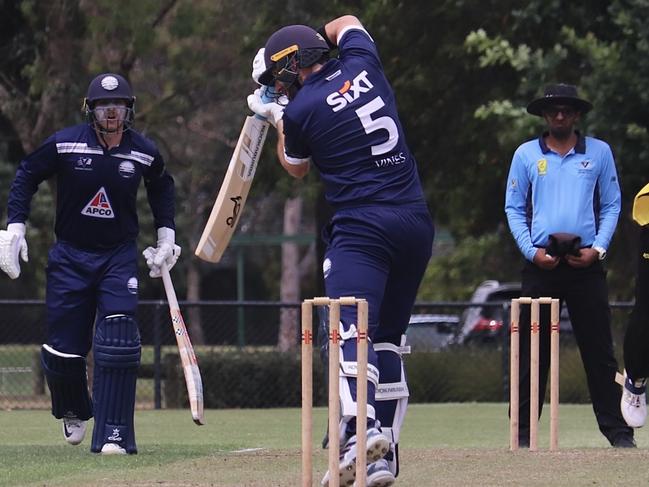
[0,300,633,410]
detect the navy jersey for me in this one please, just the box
[7,124,174,250]
[282,27,425,209]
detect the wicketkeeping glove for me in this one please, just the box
[0,222,29,279]
[143,227,181,278]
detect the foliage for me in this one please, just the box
[163,345,591,407]
[417,230,520,301]
[2,1,649,302]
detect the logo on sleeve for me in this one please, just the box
[81,187,114,218]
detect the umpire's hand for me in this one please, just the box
[565,248,599,268]
[533,248,560,270]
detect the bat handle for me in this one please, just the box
[160,262,180,310]
[254,85,278,121]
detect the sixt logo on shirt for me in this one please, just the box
[326,70,374,112]
[81,187,114,219]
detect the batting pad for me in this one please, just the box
[40,344,93,420]
[90,314,141,454]
[375,335,411,477]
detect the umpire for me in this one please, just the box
[504,83,634,447]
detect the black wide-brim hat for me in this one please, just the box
[526,83,593,116]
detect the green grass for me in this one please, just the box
[2,404,649,486]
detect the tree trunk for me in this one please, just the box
[185,171,206,345]
[278,196,302,352]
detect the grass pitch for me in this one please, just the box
[1,403,648,486]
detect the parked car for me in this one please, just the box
[407,314,460,351]
[454,280,572,346]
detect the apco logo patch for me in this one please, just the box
[81,187,114,219]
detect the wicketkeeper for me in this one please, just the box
[620,183,649,428]
[248,15,434,486]
[0,73,179,454]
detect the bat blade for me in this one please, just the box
[170,307,205,425]
[161,264,205,425]
[195,116,269,262]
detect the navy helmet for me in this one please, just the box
[258,25,329,91]
[83,73,136,133]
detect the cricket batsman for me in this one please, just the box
[248,15,434,486]
[0,73,179,454]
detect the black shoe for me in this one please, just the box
[612,434,637,448]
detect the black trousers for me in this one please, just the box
[515,259,632,445]
[624,226,649,378]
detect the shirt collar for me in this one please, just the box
[538,130,586,154]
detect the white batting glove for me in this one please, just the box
[143,227,181,278]
[252,48,266,85]
[247,88,284,127]
[0,223,29,279]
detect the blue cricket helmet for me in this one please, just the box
[258,25,329,87]
[84,73,136,133]
[85,73,135,107]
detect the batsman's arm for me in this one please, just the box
[320,15,363,46]
[276,119,309,179]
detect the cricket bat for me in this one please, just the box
[160,262,205,425]
[194,115,269,262]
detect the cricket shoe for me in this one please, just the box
[321,428,390,487]
[621,371,647,428]
[100,443,127,455]
[62,415,87,445]
[356,459,395,487]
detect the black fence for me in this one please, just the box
[0,300,633,410]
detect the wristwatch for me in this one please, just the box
[593,246,607,260]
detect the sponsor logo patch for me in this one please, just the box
[75,157,93,171]
[127,277,138,295]
[81,187,115,219]
[326,70,374,112]
[107,428,123,442]
[101,76,119,91]
[537,159,547,176]
[118,160,136,178]
[323,258,332,279]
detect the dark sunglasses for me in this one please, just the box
[543,106,577,118]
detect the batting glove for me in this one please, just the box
[247,88,285,127]
[0,223,29,279]
[143,227,181,278]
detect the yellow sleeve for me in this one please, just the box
[633,182,649,226]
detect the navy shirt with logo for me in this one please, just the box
[8,124,174,250]
[282,27,425,209]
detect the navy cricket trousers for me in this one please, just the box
[45,240,139,356]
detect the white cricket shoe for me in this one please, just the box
[100,443,127,455]
[62,416,87,445]
[359,458,395,487]
[621,371,647,428]
[321,428,390,487]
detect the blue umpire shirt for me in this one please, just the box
[281,26,426,209]
[505,132,621,261]
[7,124,175,250]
